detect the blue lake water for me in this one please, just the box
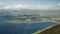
[0,16,58,34]
[0,22,58,34]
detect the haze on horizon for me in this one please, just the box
[0,0,60,15]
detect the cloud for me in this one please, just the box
[0,2,60,10]
[0,2,3,5]
[0,3,52,10]
[15,4,28,8]
[58,3,60,6]
[0,2,6,9]
[5,6,13,9]
[2,4,28,9]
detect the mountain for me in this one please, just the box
[0,9,60,16]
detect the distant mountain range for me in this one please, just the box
[0,9,60,16]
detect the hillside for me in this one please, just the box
[38,24,60,34]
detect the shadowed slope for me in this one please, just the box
[39,24,60,34]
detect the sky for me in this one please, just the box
[0,0,60,10]
[0,0,60,5]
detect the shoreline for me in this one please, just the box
[33,24,59,34]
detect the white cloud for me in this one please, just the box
[58,3,60,6]
[5,6,13,9]
[3,4,28,9]
[0,3,52,10]
[0,2,60,10]
[15,4,28,8]
[25,5,53,10]
[0,2,3,5]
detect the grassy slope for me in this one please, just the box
[38,24,60,34]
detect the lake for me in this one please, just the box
[0,22,58,34]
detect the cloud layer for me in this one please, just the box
[0,2,60,10]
